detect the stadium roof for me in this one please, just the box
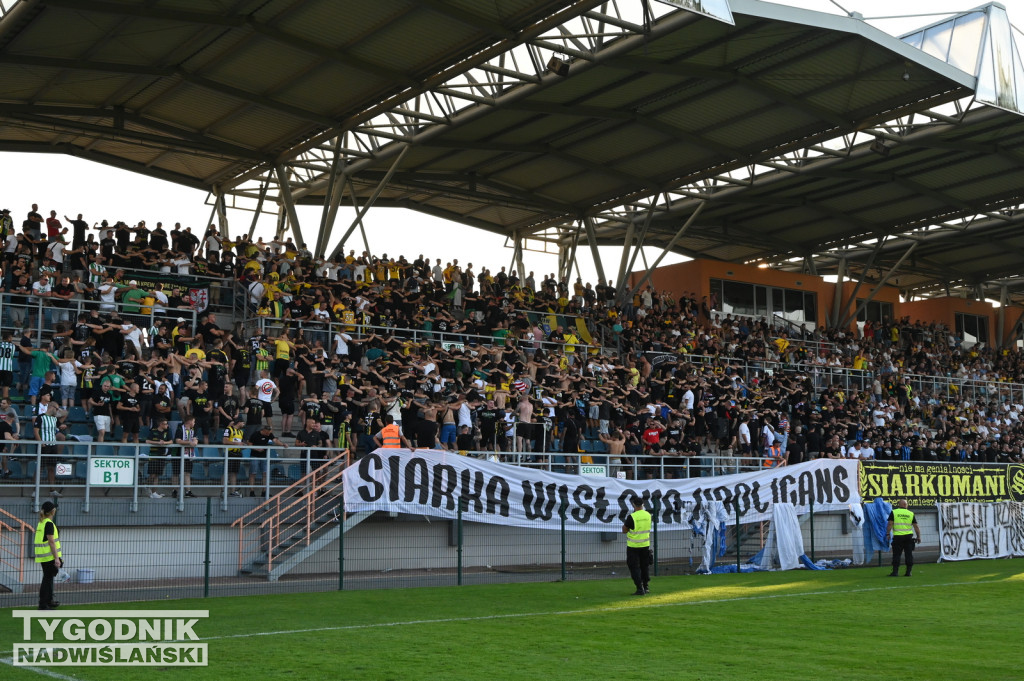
[2,0,1024,304]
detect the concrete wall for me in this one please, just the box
[6,509,945,589]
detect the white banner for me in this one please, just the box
[342,450,860,531]
[937,501,1024,561]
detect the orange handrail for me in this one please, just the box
[232,450,351,575]
[0,507,34,588]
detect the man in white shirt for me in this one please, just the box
[859,440,875,460]
[254,370,279,427]
[98,277,117,312]
[682,386,695,411]
[333,330,352,358]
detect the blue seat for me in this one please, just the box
[20,404,35,418]
[7,460,25,479]
[206,462,225,482]
[287,464,302,482]
[157,460,174,481]
[73,461,88,480]
[190,462,207,481]
[26,460,36,480]
[69,423,92,436]
[95,444,115,457]
[67,407,87,422]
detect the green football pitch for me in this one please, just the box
[2,560,1021,681]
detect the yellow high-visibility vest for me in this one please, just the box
[892,508,915,536]
[34,519,61,563]
[626,509,651,548]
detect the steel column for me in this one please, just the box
[627,202,704,299]
[583,216,606,288]
[617,196,659,302]
[329,145,410,259]
[998,285,1008,348]
[316,137,347,257]
[838,237,887,327]
[848,243,919,324]
[830,257,846,328]
[274,163,305,248]
[214,188,229,238]
[247,177,270,239]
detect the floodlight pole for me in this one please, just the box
[626,201,704,300]
[275,163,305,249]
[330,145,410,259]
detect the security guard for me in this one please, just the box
[622,496,651,595]
[886,498,921,577]
[34,500,62,610]
[373,415,415,451]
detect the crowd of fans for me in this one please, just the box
[1,204,1023,498]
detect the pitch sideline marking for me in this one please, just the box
[0,658,81,681]
[195,577,1003,642]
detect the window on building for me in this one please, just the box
[955,312,989,347]
[856,300,894,323]
[710,279,816,329]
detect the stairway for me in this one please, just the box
[0,507,33,594]
[231,452,371,581]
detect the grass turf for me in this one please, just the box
[2,560,1021,681]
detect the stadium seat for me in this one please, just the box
[287,464,302,482]
[67,407,87,422]
[7,460,25,479]
[69,423,92,436]
[190,462,207,481]
[206,462,225,483]
[73,461,87,480]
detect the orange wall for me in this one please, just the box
[629,259,896,328]
[900,297,999,342]
[630,259,1018,339]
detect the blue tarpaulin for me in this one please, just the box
[863,497,892,553]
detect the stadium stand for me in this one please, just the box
[1,210,1022,504]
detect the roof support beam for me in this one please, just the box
[839,236,887,320]
[275,164,305,249]
[844,242,919,327]
[247,177,271,239]
[0,54,336,127]
[330,145,410,258]
[316,138,347,257]
[628,201,705,300]
[44,0,417,85]
[830,257,846,328]
[214,189,229,239]
[583,216,606,288]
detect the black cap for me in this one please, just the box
[41,501,57,513]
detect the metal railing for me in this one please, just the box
[244,316,599,356]
[0,295,199,348]
[232,451,349,577]
[0,440,343,513]
[0,505,33,591]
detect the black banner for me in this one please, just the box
[861,461,1024,505]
